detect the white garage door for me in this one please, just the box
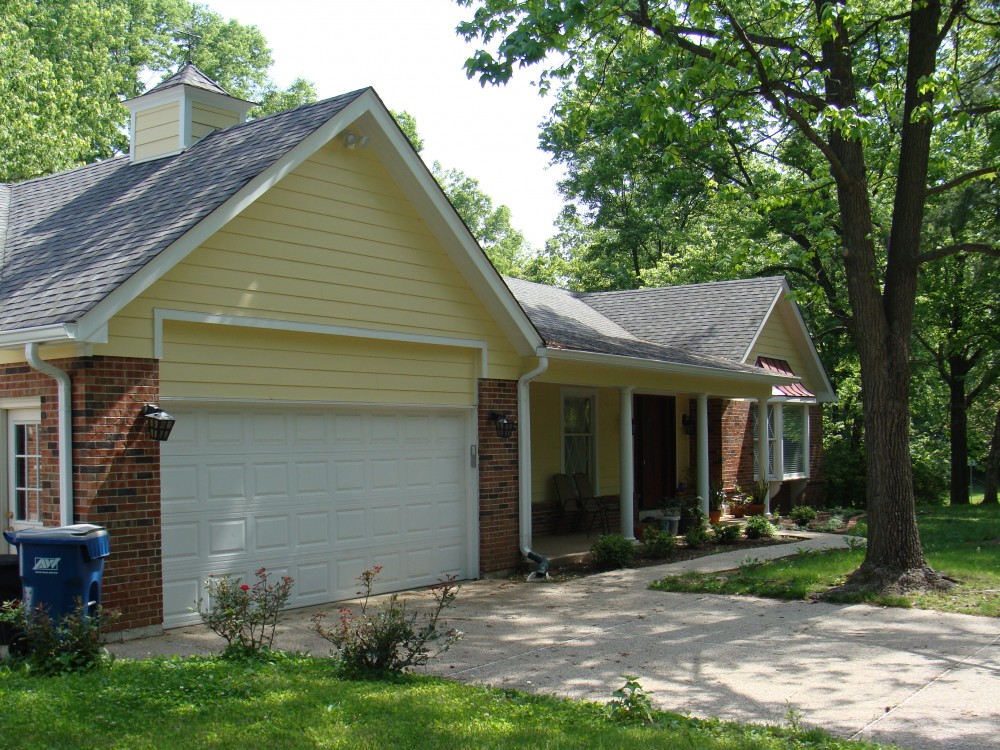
[161,404,473,628]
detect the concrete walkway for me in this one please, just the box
[110,532,1000,750]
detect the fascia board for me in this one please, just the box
[543,346,798,386]
[184,86,256,118]
[360,104,543,357]
[123,86,184,114]
[74,93,375,338]
[0,321,109,350]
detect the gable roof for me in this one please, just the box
[0,91,367,332]
[506,276,781,377]
[581,277,785,361]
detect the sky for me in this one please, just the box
[200,0,565,249]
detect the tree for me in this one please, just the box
[0,0,315,183]
[457,0,1000,593]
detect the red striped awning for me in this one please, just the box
[756,357,815,398]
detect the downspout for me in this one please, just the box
[518,354,549,579]
[25,343,73,525]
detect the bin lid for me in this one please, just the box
[3,524,110,559]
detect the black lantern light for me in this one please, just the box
[681,413,696,436]
[488,411,516,439]
[141,404,176,441]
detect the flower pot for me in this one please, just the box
[732,507,746,518]
[746,503,766,516]
[709,510,723,524]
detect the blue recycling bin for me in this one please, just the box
[3,524,110,618]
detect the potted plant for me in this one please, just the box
[747,478,770,516]
[728,494,749,518]
[708,484,725,524]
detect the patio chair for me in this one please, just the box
[572,473,617,536]
[553,473,612,536]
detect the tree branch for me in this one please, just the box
[926,166,998,196]
[916,243,1000,264]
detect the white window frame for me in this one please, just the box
[754,401,811,481]
[561,389,597,486]
[1,402,44,544]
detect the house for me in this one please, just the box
[0,65,833,634]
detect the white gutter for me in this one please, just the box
[540,347,799,386]
[25,343,73,525]
[517,355,549,577]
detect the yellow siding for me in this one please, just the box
[134,103,180,160]
[98,135,523,404]
[191,103,240,140]
[748,305,826,392]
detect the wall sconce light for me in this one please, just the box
[681,413,696,436]
[141,404,176,441]
[488,411,516,439]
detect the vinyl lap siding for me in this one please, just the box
[134,103,180,160]
[100,138,522,403]
[191,103,240,140]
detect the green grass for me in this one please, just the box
[652,504,1000,617]
[0,654,887,749]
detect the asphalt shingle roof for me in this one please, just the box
[146,63,233,97]
[0,89,366,331]
[505,276,769,375]
[581,277,785,361]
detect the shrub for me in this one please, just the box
[606,675,654,725]
[591,534,635,569]
[641,526,677,558]
[684,506,711,548]
[311,566,461,675]
[789,505,818,526]
[0,599,118,675]
[712,523,742,544]
[199,567,294,658]
[744,515,777,539]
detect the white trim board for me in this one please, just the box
[153,308,490,378]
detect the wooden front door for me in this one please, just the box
[633,395,677,512]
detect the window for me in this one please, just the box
[752,403,775,479]
[562,392,595,482]
[6,409,42,526]
[782,405,808,477]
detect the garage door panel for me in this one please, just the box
[162,405,472,628]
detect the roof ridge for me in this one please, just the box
[580,275,785,299]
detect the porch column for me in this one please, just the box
[696,393,709,515]
[620,387,635,540]
[757,398,772,514]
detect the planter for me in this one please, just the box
[732,507,746,518]
[709,510,723,524]
[746,503,766,516]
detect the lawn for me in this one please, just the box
[651,504,1000,616]
[0,654,887,750]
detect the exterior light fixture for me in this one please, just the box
[141,404,176,441]
[681,413,696,436]
[488,411,516,439]
[344,131,358,148]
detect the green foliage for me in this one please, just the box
[789,506,819,527]
[590,534,635,569]
[712,523,743,544]
[708,484,725,511]
[641,526,677,558]
[744,516,777,540]
[605,675,654,725]
[392,110,425,152]
[749,479,771,506]
[198,567,294,658]
[1,599,118,675]
[311,566,461,675]
[685,524,712,549]
[0,0,316,182]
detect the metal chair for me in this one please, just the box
[572,473,617,536]
[553,473,613,536]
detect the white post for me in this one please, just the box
[696,393,709,516]
[620,387,635,540]
[758,398,772,514]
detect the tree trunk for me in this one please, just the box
[948,358,971,505]
[983,406,1000,505]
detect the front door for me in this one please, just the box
[633,395,677,512]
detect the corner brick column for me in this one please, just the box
[477,379,520,573]
[69,357,162,632]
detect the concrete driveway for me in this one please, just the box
[110,533,1000,750]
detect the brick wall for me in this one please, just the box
[0,356,162,631]
[722,400,755,491]
[477,379,520,573]
[802,404,825,506]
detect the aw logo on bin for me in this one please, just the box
[33,557,61,574]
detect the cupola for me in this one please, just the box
[123,63,255,163]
